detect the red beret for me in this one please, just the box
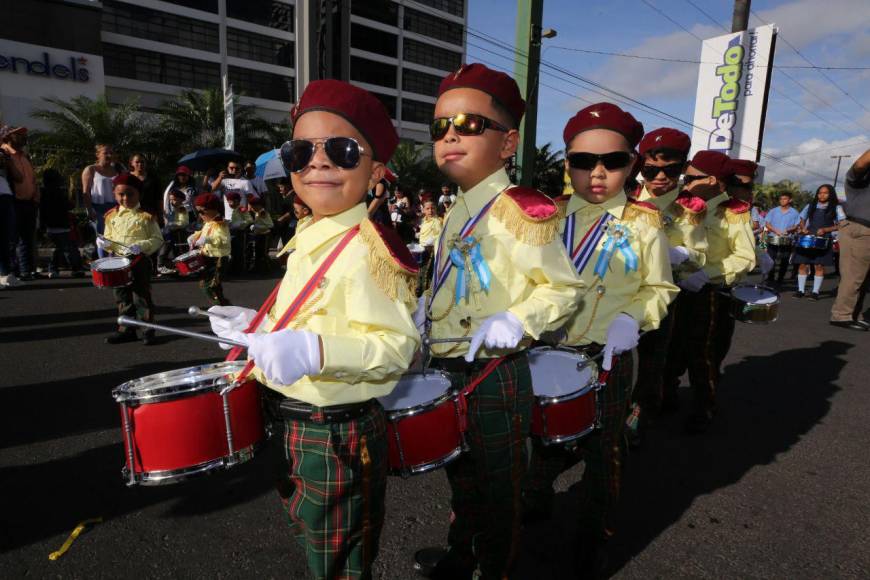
[438,63,525,125]
[639,128,691,156]
[175,165,193,176]
[563,103,644,148]
[291,79,399,163]
[248,195,264,206]
[225,192,241,202]
[690,150,731,180]
[112,173,143,192]
[194,193,222,211]
[726,158,758,178]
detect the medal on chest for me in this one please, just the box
[594,223,639,280]
[448,234,491,305]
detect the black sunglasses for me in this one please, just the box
[639,163,683,181]
[430,113,509,141]
[682,174,709,184]
[567,151,634,171]
[280,137,369,173]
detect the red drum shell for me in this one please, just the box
[528,347,599,445]
[174,250,206,276]
[91,257,132,288]
[531,390,597,444]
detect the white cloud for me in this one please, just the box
[762,135,870,189]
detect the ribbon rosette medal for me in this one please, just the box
[593,223,638,280]
[449,234,492,304]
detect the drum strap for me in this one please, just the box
[230,225,361,383]
[456,357,505,433]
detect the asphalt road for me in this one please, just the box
[1,269,868,579]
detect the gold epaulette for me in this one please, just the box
[670,203,706,225]
[717,205,752,225]
[622,203,663,229]
[490,187,560,246]
[359,219,418,305]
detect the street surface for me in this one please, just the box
[1,270,868,579]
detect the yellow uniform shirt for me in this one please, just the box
[428,168,583,359]
[703,199,756,285]
[661,195,709,281]
[418,216,443,247]
[276,215,314,258]
[166,207,189,230]
[103,205,163,256]
[558,193,677,345]
[249,203,419,406]
[230,207,253,231]
[193,220,230,257]
[634,183,681,211]
[251,209,273,233]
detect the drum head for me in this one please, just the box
[379,371,452,410]
[113,361,246,403]
[732,284,778,304]
[93,256,131,271]
[528,347,596,397]
[175,250,201,261]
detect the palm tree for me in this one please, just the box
[533,142,565,196]
[389,141,442,195]
[753,179,812,210]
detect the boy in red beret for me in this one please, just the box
[209,80,419,579]
[189,192,231,306]
[521,103,677,575]
[97,173,164,344]
[415,63,583,579]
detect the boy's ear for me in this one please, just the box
[368,161,386,192]
[499,129,520,160]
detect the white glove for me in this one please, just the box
[187,234,197,247]
[195,235,207,248]
[96,237,112,251]
[412,296,427,332]
[677,269,710,293]
[668,246,690,266]
[228,329,321,386]
[128,244,142,255]
[602,314,639,371]
[209,306,257,349]
[465,311,524,363]
[758,251,774,276]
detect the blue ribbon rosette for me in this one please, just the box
[593,223,638,280]
[449,236,492,304]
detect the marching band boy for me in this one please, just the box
[97,173,163,345]
[211,80,419,579]
[189,193,231,306]
[157,188,190,274]
[522,104,677,576]
[414,63,583,579]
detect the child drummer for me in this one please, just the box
[521,104,677,575]
[188,193,231,306]
[209,80,420,579]
[96,173,164,345]
[414,63,583,579]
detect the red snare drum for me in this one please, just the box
[378,371,463,476]
[91,256,132,288]
[112,361,265,486]
[174,250,206,276]
[528,346,600,445]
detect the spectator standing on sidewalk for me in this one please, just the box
[272,179,296,247]
[210,160,252,220]
[244,161,268,196]
[0,129,19,288]
[39,168,84,278]
[129,154,163,225]
[1,125,40,281]
[830,149,870,331]
[161,165,198,223]
[81,144,119,236]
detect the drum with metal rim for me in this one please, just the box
[728,284,780,324]
[766,233,793,247]
[174,249,206,276]
[91,256,132,288]
[796,234,831,250]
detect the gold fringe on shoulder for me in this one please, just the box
[670,203,706,225]
[359,219,418,305]
[622,204,663,229]
[490,194,560,246]
[719,206,751,225]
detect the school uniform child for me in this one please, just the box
[522,104,678,575]
[763,192,801,286]
[40,168,85,278]
[794,184,844,299]
[248,195,273,274]
[209,80,419,580]
[97,173,164,345]
[414,63,584,580]
[157,188,190,274]
[226,191,251,275]
[189,193,231,306]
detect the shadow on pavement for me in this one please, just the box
[0,306,193,329]
[0,314,209,343]
[514,339,850,579]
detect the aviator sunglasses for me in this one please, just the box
[567,151,634,171]
[639,163,684,181]
[280,137,369,173]
[429,113,509,141]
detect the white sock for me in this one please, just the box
[812,275,823,294]
[798,274,807,292]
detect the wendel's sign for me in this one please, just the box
[690,24,777,162]
[0,51,91,82]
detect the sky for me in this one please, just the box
[466,0,870,190]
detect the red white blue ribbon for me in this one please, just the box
[563,211,614,276]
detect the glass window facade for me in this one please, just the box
[402,68,441,96]
[226,0,293,31]
[350,23,398,58]
[411,0,465,17]
[161,0,218,13]
[403,7,463,46]
[227,28,294,67]
[350,56,397,89]
[350,0,399,26]
[229,65,294,102]
[402,99,435,125]
[371,92,397,119]
[102,0,219,52]
[403,38,462,72]
[103,43,221,89]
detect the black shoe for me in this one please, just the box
[18,272,35,282]
[684,410,714,434]
[72,271,86,278]
[521,494,554,525]
[794,291,805,298]
[47,271,59,279]
[142,330,156,346]
[414,547,475,579]
[106,330,138,344]
[574,534,608,580]
[856,320,870,330]
[829,320,869,332]
[809,292,820,301]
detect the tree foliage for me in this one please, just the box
[532,142,565,196]
[753,179,813,210]
[389,141,442,196]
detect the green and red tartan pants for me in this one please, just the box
[523,351,634,540]
[112,256,154,324]
[444,353,533,579]
[632,301,677,416]
[200,256,230,306]
[280,403,388,580]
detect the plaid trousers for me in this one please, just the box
[523,352,634,539]
[113,256,154,323]
[631,301,676,415]
[444,353,533,579]
[200,256,230,306]
[281,403,388,580]
[713,291,736,374]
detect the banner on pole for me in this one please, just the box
[223,76,235,151]
[690,24,777,162]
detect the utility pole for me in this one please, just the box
[731,0,751,33]
[514,0,544,187]
[832,155,851,190]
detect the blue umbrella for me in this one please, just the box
[255,149,287,180]
[177,148,242,172]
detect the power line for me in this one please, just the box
[777,139,870,158]
[683,0,726,31]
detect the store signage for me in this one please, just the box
[0,51,91,82]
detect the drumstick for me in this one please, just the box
[424,336,473,345]
[187,306,231,320]
[117,316,247,348]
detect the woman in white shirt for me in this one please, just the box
[81,143,119,234]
